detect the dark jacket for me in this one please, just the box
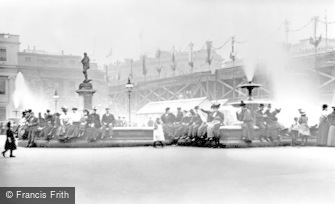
[5,129,16,150]
[101,113,115,126]
[176,112,183,123]
[89,113,101,128]
[201,109,224,123]
[161,113,176,124]
[189,113,203,125]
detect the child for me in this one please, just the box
[153,118,165,148]
[2,122,16,157]
[288,117,300,146]
[298,111,310,146]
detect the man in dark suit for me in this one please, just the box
[161,107,176,137]
[101,108,115,138]
[188,106,203,139]
[89,107,101,128]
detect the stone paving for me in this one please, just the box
[1,136,335,204]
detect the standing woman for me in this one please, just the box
[317,104,330,146]
[2,122,16,157]
[327,107,335,147]
[153,118,165,148]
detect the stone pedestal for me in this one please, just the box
[76,82,96,110]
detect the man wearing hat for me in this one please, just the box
[173,110,192,143]
[205,103,224,140]
[176,107,183,123]
[197,104,215,139]
[187,106,203,140]
[256,104,267,142]
[45,109,54,125]
[101,108,115,138]
[160,107,176,138]
[89,107,101,129]
[236,101,253,143]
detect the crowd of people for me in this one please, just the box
[153,104,224,147]
[154,101,335,147]
[14,106,131,147]
[2,101,335,152]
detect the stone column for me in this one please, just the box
[76,82,96,110]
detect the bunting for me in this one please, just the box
[206,41,213,65]
[188,42,194,68]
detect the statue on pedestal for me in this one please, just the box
[81,52,92,83]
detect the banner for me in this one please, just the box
[155,49,161,59]
[188,42,194,68]
[171,47,177,72]
[206,41,213,65]
[142,55,147,76]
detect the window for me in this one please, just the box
[0,77,6,95]
[0,107,6,121]
[25,57,31,62]
[0,48,6,61]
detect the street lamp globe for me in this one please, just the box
[125,78,134,92]
[52,90,59,112]
[53,90,59,100]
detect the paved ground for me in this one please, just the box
[0,136,335,204]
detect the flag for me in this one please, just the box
[310,35,322,47]
[106,47,112,57]
[157,66,162,76]
[206,41,213,65]
[171,47,177,72]
[230,51,236,61]
[142,55,147,76]
[188,42,194,68]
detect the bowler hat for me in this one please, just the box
[72,107,78,110]
[239,101,246,107]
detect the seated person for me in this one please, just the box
[39,121,54,141]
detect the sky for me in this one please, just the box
[1,0,335,66]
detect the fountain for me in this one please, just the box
[219,80,272,144]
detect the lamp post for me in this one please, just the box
[52,90,59,113]
[125,78,134,127]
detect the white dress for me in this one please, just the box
[154,124,165,142]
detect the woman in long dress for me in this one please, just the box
[2,122,16,157]
[317,104,330,146]
[327,107,335,147]
[153,118,165,148]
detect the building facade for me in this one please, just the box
[0,33,109,121]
